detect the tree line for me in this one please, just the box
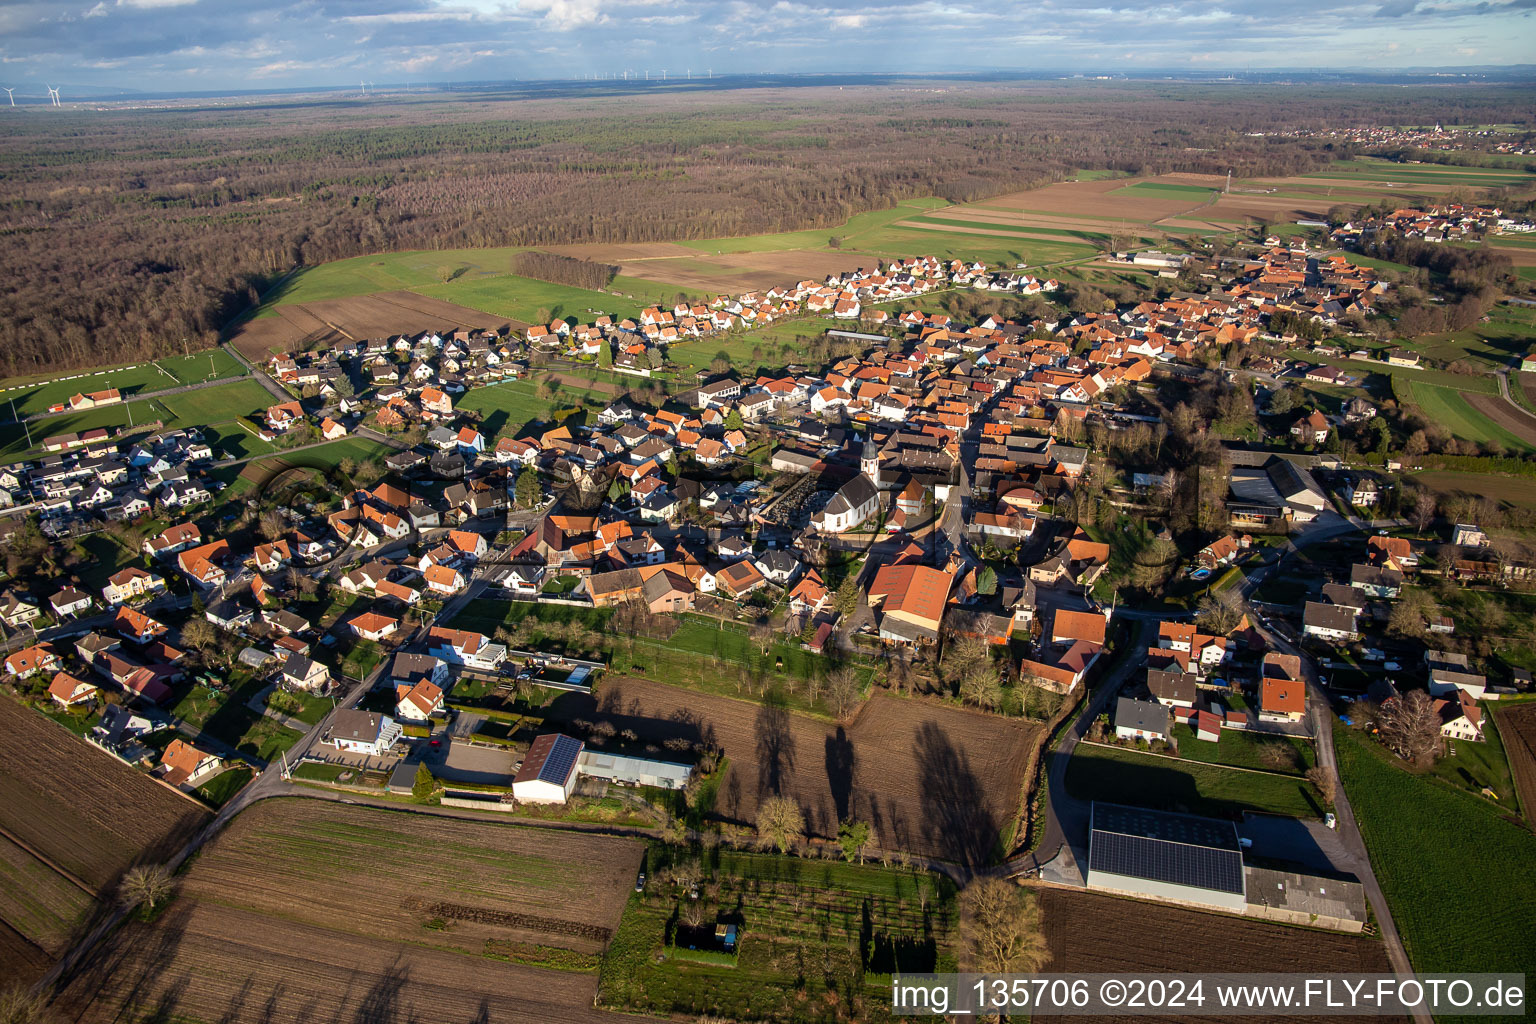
[510,251,619,293]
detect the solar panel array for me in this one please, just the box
[1088,802,1245,896]
[539,733,583,784]
[1088,830,1245,895]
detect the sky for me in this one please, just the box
[1,0,1534,94]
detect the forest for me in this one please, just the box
[510,252,620,293]
[0,78,1531,376]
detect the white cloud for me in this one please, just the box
[518,0,608,29]
[115,0,199,8]
[831,13,867,27]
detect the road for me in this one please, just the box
[221,340,294,405]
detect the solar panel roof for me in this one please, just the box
[1089,802,1244,895]
[539,733,583,784]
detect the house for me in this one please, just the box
[1114,697,1170,742]
[49,587,93,619]
[326,709,403,756]
[1342,476,1378,507]
[48,671,98,707]
[755,549,801,586]
[1052,609,1107,647]
[423,564,466,595]
[390,652,449,689]
[427,626,507,671]
[177,540,232,590]
[320,417,348,440]
[5,644,59,680]
[1259,677,1307,723]
[1146,668,1198,709]
[347,611,400,642]
[1197,535,1239,570]
[641,569,695,614]
[1302,601,1358,641]
[0,593,42,628]
[787,571,829,618]
[1290,409,1330,445]
[395,680,445,722]
[1452,523,1489,548]
[144,522,202,559]
[102,567,166,606]
[265,401,305,432]
[159,739,223,788]
[280,653,332,693]
[113,606,168,643]
[1350,563,1403,598]
[1425,650,1488,700]
[715,559,769,600]
[1436,691,1484,743]
[512,733,584,804]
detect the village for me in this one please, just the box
[3,225,1536,1020]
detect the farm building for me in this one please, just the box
[1087,802,1247,912]
[577,750,692,790]
[512,733,584,804]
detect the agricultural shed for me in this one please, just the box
[1087,802,1246,912]
[512,733,583,804]
[577,750,691,790]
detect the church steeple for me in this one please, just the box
[861,436,879,485]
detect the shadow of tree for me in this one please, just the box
[914,721,996,872]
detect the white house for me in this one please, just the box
[395,680,445,722]
[326,709,403,756]
[1113,697,1170,742]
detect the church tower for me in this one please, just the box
[861,436,880,487]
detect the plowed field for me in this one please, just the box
[1495,702,1536,823]
[184,799,643,954]
[61,901,646,1024]
[231,290,515,359]
[1465,391,1536,448]
[1039,888,1399,1023]
[555,679,1038,866]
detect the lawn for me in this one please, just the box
[1429,705,1517,805]
[456,376,613,437]
[1335,726,1536,978]
[1411,469,1536,509]
[598,843,957,1023]
[1409,381,1535,453]
[173,679,304,763]
[195,767,253,808]
[1169,724,1316,775]
[1064,741,1325,819]
[1110,181,1220,197]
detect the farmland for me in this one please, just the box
[184,800,643,956]
[599,845,958,1023]
[60,799,650,1024]
[1408,381,1536,452]
[0,698,210,981]
[540,677,1037,866]
[1065,741,1325,819]
[1492,701,1536,824]
[1335,726,1536,978]
[1410,469,1536,510]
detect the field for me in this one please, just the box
[0,698,210,982]
[1065,741,1324,819]
[456,375,619,437]
[1038,888,1396,1023]
[1410,469,1536,510]
[0,376,278,460]
[1493,702,1536,823]
[231,287,520,359]
[60,798,650,1024]
[1167,725,1316,775]
[0,348,245,418]
[1335,726,1536,978]
[549,678,1036,866]
[1408,381,1536,452]
[599,845,957,1023]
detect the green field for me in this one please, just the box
[1335,726,1536,978]
[1409,381,1535,453]
[1064,741,1324,818]
[1168,725,1317,775]
[599,844,957,1023]
[1110,181,1220,197]
[0,377,277,459]
[0,348,246,418]
[455,375,615,437]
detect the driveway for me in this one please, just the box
[1239,812,1352,874]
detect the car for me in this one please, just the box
[634,873,646,892]
[429,739,441,748]
[1239,837,1253,849]
[1383,661,1401,672]
[1324,813,1337,830]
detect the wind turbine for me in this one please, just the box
[3,88,13,107]
[46,85,60,107]
[660,68,667,81]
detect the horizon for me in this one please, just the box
[3,0,1536,94]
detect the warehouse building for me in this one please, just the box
[511,732,692,804]
[1086,802,1247,911]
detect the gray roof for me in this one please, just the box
[823,474,877,517]
[329,709,392,744]
[1114,696,1170,736]
[1303,601,1358,633]
[1146,669,1197,705]
[1243,866,1367,922]
[1090,801,1244,895]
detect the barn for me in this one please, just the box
[512,733,583,804]
[1086,802,1247,911]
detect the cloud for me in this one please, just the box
[831,13,867,27]
[518,0,607,29]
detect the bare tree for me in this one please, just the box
[1412,489,1438,534]
[749,621,775,657]
[825,666,864,721]
[959,878,1049,978]
[1195,588,1244,636]
[755,795,805,854]
[0,985,51,1024]
[118,863,175,914]
[1378,690,1442,764]
[1306,766,1336,805]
